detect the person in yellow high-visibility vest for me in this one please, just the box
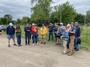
[40,24,47,44]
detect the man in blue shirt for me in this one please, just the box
[48,23,54,41]
[6,23,17,47]
[24,23,31,45]
[74,22,81,51]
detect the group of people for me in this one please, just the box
[0,22,81,56]
[47,22,81,56]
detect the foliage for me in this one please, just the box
[86,9,90,23]
[74,13,85,24]
[31,0,52,24]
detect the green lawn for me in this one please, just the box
[80,26,90,50]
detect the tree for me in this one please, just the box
[31,0,52,24]
[21,17,30,24]
[50,1,76,24]
[86,9,90,23]
[74,13,85,24]
[17,18,21,24]
[0,18,7,24]
[4,14,12,24]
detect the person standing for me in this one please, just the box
[40,24,47,44]
[74,22,81,51]
[16,23,22,46]
[24,23,31,45]
[56,24,62,45]
[61,24,71,54]
[48,23,54,41]
[6,23,17,47]
[67,22,75,56]
[53,24,58,42]
[31,23,38,45]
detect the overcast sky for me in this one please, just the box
[0,0,90,20]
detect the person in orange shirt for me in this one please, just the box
[40,24,47,44]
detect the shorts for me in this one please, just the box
[7,35,15,40]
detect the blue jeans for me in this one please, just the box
[74,37,79,49]
[16,35,21,45]
[32,34,38,44]
[48,32,53,41]
[25,34,30,44]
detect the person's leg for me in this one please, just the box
[27,34,30,45]
[41,35,43,44]
[68,36,75,56]
[48,32,50,41]
[63,41,67,54]
[7,35,11,47]
[43,35,46,44]
[35,34,38,44]
[51,32,53,41]
[16,35,19,45]
[18,35,21,46]
[25,34,27,45]
[32,34,35,45]
[12,35,17,46]
[74,37,79,51]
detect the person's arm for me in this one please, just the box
[13,27,15,34]
[6,27,8,35]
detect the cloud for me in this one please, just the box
[0,0,90,20]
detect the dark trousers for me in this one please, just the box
[48,32,53,41]
[16,35,21,45]
[25,34,30,45]
[74,37,79,49]
[32,34,38,44]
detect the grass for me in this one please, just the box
[1,25,90,50]
[80,26,90,50]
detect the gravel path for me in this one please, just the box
[0,37,90,67]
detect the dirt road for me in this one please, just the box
[0,37,90,67]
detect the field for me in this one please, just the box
[80,26,90,50]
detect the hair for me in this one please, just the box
[16,24,21,31]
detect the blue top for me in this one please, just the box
[6,26,15,35]
[53,27,58,33]
[69,26,76,36]
[62,29,69,41]
[61,26,65,35]
[75,26,81,37]
[24,26,31,35]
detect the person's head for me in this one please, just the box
[50,23,53,26]
[70,22,74,27]
[65,24,70,30]
[42,24,45,28]
[67,24,71,28]
[32,23,35,26]
[60,22,63,26]
[9,23,13,26]
[58,23,61,27]
[26,23,29,27]
[75,22,79,26]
